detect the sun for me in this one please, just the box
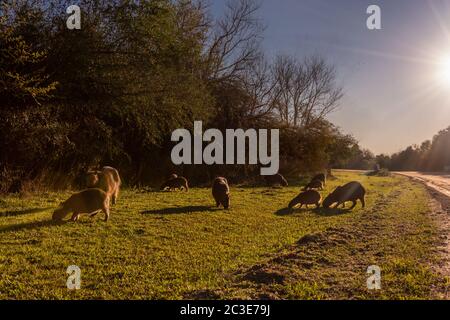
[436,55,450,87]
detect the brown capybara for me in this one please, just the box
[265,173,288,187]
[302,179,324,191]
[288,190,321,209]
[160,176,189,191]
[52,188,110,222]
[322,181,366,209]
[168,173,178,180]
[86,166,121,205]
[311,173,326,186]
[212,177,230,209]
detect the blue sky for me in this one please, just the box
[213,0,450,154]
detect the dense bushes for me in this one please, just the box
[0,0,359,192]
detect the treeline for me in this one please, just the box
[376,126,450,172]
[0,0,361,192]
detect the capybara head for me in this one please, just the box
[86,172,99,188]
[169,173,178,179]
[52,206,69,221]
[288,198,298,209]
[322,186,341,208]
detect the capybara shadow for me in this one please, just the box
[313,207,352,216]
[141,205,214,215]
[274,207,293,216]
[0,207,52,218]
[0,219,64,234]
[275,207,314,216]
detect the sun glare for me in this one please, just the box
[436,55,450,87]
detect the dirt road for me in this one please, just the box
[396,172,450,200]
[396,172,450,298]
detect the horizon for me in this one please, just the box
[213,0,450,154]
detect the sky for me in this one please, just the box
[213,0,450,154]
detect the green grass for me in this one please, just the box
[0,171,446,299]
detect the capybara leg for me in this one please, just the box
[89,210,99,218]
[350,201,357,209]
[103,208,110,222]
[113,188,119,205]
[360,197,365,208]
[71,213,80,222]
[102,204,110,222]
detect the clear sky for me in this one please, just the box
[213,0,450,154]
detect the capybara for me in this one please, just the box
[322,181,366,209]
[265,173,288,187]
[212,177,230,209]
[52,188,110,222]
[288,190,321,209]
[311,173,326,186]
[160,176,189,191]
[302,179,324,191]
[86,166,121,205]
[168,173,178,180]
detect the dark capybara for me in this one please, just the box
[265,173,288,187]
[322,181,366,209]
[168,173,178,180]
[311,173,326,186]
[302,179,324,191]
[288,190,321,209]
[160,176,189,191]
[52,188,110,222]
[86,166,121,205]
[212,177,230,209]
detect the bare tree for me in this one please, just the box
[205,0,264,81]
[272,54,343,128]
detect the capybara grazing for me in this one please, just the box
[302,179,324,191]
[265,173,288,187]
[288,190,321,209]
[311,173,326,186]
[322,181,366,209]
[160,176,189,191]
[86,166,121,205]
[52,188,110,222]
[212,177,230,209]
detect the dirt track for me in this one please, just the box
[396,172,450,200]
[396,172,450,298]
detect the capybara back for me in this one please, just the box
[323,181,365,209]
[53,188,110,222]
[212,177,230,209]
[288,190,321,209]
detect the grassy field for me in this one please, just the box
[0,171,447,299]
